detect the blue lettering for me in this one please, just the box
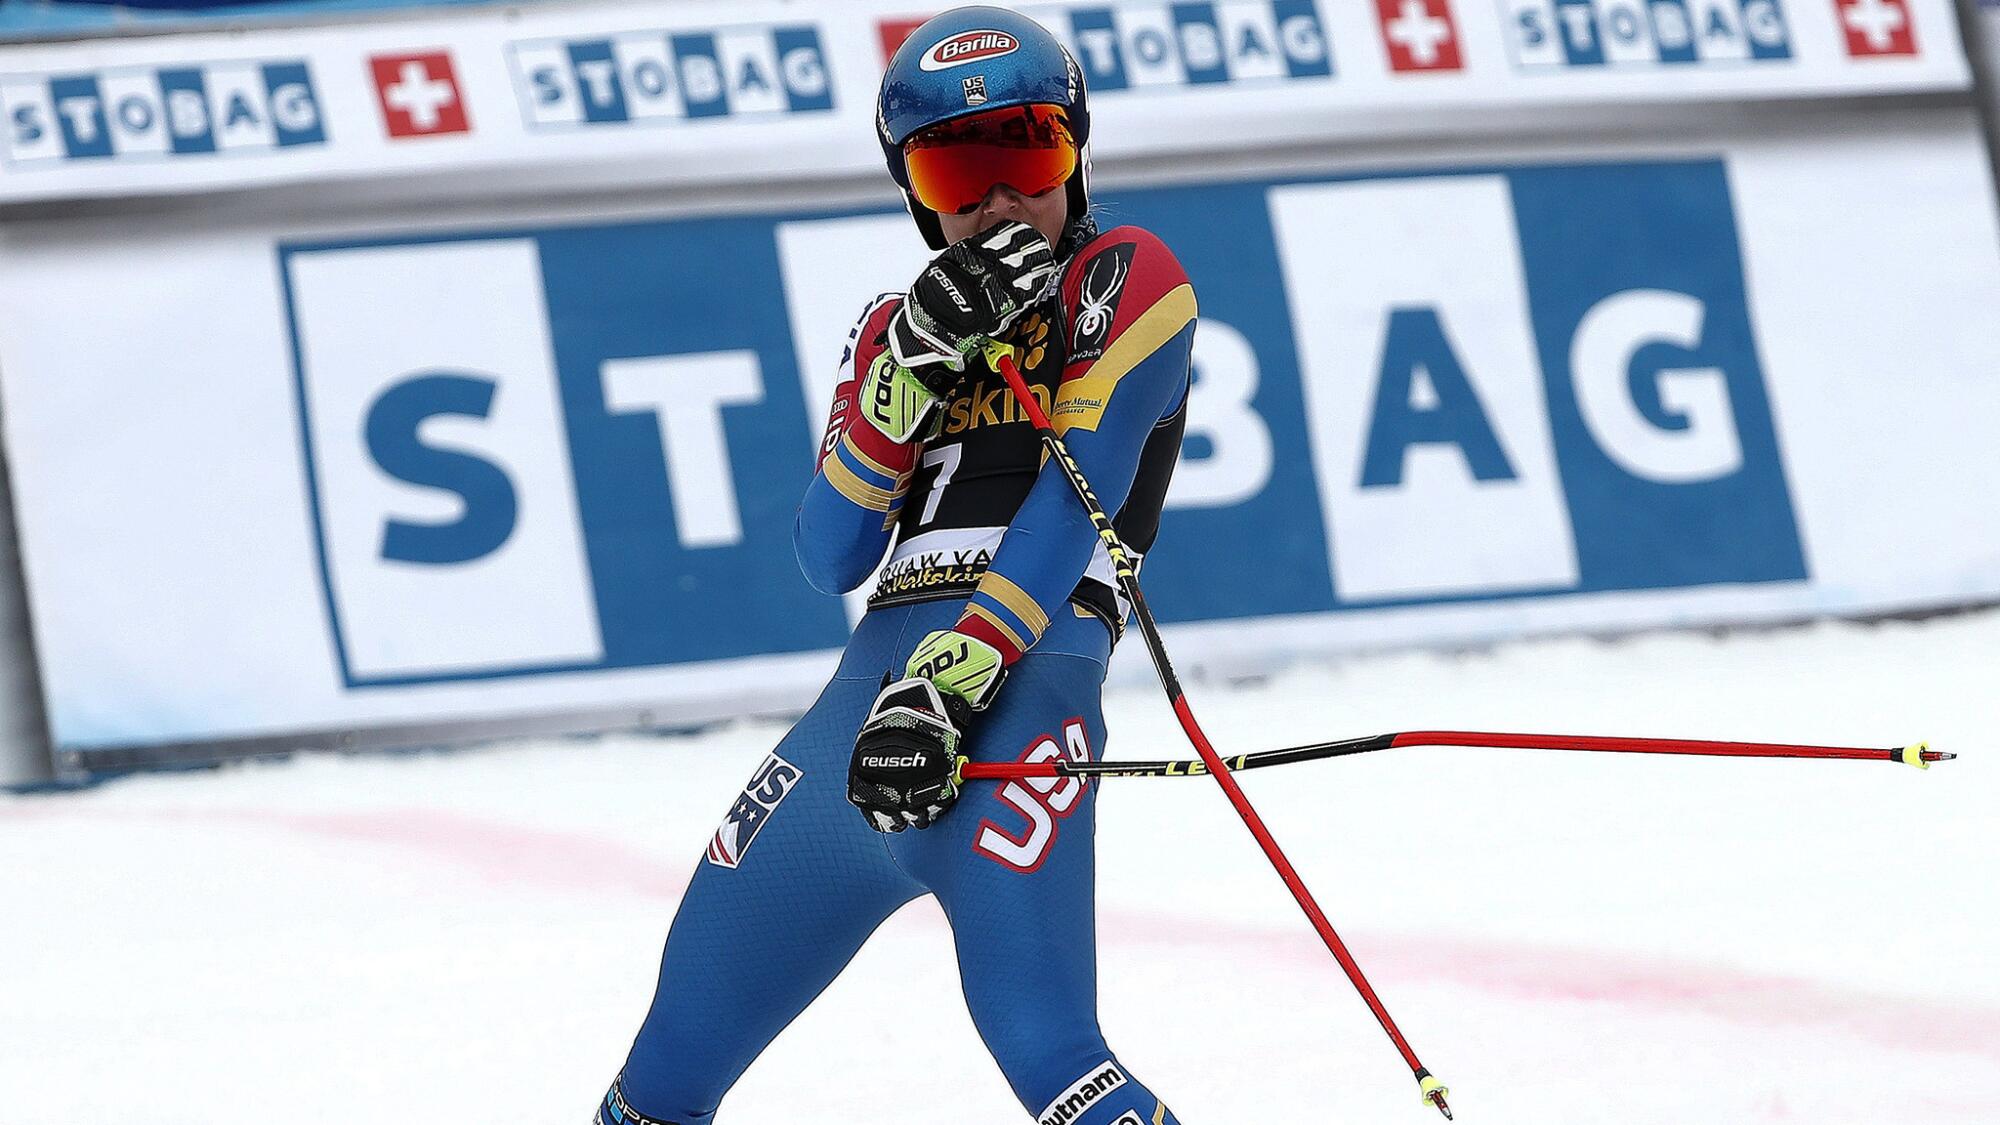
[1360,308,1516,487]
[1133,27,1171,65]
[365,372,519,565]
[631,58,670,98]
[1235,20,1274,59]
[1517,9,1550,48]
[1650,0,1699,63]
[1070,10,1129,90]
[531,65,562,106]
[751,762,799,802]
[1702,6,1735,42]
[774,27,834,111]
[1273,0,1333,76]
[1555,0,1606,65]
[11,103,42,144]
[1174,4,1229,85]
[115,94,153,133]
[1607,6,1643,45]
[158,68,215,153]
[734,55,770,94]
[671,33,727,117]
[1739,0,1791,59]
[568,40,629,123]
[49,76,111,159]
[262,64,325,148]
[224,90,258,130]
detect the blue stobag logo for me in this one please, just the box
[278,157,1801,689]
[1036,0,1334,90]
[1129,157,1806,621]
[280,222,852,688]
[1,61,324,164]
[1504,0,1792,68]
[506,23,834,129]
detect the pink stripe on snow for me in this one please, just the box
[14,802,1993,1062]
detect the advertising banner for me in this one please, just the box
[0,0,1976,205]
[3,125,1998,761]
[0,0,859,204]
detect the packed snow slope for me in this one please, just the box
[4,612,1995,1124]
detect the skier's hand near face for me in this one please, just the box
[888,219,1056,372]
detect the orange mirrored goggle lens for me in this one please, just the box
[902,104,1078,216]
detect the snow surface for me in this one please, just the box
[3,612,1996,1124]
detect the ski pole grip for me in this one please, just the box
[959,760,1060,781]
[960,756,1072,776]
[995,355,1055,430]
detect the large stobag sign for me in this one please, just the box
[2,135,1998,758]
[280,160,1797,690]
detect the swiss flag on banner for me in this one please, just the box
[1833,0,1918,57]
[369,52,470,138]
[1376,0,1463,73]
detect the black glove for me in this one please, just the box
[847,677,972,832]
[888,220,1057,375]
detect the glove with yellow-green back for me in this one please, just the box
[856,351,953,445]
[856,220,1057,446]
[846,629,1006,832]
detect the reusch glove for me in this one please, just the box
[888,220,1057,372]
[904,628,1006,711]
[847,629,1007,833]
[848,677,970,833]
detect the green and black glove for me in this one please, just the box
[847,630,1006,832]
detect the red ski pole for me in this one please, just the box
[991,353,1452,1119]
[960,732,1955,781]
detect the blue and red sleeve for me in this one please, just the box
[793,294,923,595]
[953,227,1197,663]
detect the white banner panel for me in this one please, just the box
[2,122,1998,758]
[1274,175,1580,603]
[0,0,1976,204]
[288,239,604,681]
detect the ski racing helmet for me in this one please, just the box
[878,6,1092,251]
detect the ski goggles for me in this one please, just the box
[902,104,1079,216]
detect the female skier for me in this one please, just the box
[600,8,1197,1123]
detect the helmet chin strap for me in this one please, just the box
[1056,151,1097,259]
[905,190,949,251]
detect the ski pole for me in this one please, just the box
[991,353,1453,1119]
[961,732,1954,781]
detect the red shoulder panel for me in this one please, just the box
[818,293,904,471]
[851,293,903,376]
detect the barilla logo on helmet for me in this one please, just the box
[920,29,1020,71]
